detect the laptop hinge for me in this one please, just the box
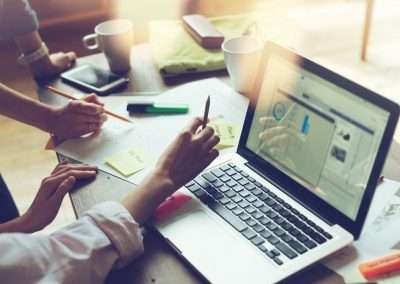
[244,162,333,226]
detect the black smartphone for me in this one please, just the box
[61,65,129,95]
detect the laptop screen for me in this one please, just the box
[245,53,390,220]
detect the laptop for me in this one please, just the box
[155,42,399,283]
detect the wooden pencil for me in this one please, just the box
[46,85,133,123]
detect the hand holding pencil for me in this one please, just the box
[44,86,116,140]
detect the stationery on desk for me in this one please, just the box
[46,85,133,123]
[202,95,210,129]
[105,147,152,177]
[208,118,240,149]
[53,78,249,185]
[127,101,189,114]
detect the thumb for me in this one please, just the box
[83,94,104,107]
[51,176,76,206]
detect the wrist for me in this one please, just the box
[28,54,54,79]
[34,102,56,134]
[18,213,38,233]
[0,214,36,233]
[143,170,176,202]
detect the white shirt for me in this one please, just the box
[0,201,144,283]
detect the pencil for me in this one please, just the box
[202,95,210,129]
[46,85,133,123]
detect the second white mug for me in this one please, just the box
[83,19,134,74]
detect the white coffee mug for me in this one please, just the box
[83,19,134,74]
[222,36,263,94]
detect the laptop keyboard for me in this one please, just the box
[185,162,333,266]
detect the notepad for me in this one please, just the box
[105,148,150,177]
[209,119,240,149]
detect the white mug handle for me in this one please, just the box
[82,34,99,50]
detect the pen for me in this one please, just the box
[46,85,133,123]
[202,95,210,129]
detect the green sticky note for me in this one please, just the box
[209,119,240,149]
[105,148,150,177]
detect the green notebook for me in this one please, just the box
[149,14,257,77]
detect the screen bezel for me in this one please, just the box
[61,65,128,95]
[238,41,399,239]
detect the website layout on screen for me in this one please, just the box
[246,55,389,220]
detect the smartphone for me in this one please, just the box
[61,65,129,95]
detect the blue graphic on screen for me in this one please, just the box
[272,102,287,122]
[301,115,310,135]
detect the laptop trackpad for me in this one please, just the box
[155,197,277,283]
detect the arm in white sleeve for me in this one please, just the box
[0,201,144,284]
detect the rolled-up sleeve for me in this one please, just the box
[0,0,39,40]
[0,201,144,284]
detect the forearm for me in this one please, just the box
[0,215,35,233]
[14,31,53,77]
[122,170,176,225]
[0,83,53,132]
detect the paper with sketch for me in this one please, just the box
[323,179,400,283]
[106,147,152,177]
[55,78,249,184]
[209,119,240,150]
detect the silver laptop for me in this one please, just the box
[155,42,399,283]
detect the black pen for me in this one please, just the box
[202,96,210,129]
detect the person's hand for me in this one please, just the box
[21,163,98,233]
[154,117,220,190]
[31,51,77,79]
[47,94,107,140]
[122,117,220,224]
[257,116,303,170]
[48,52,77,73]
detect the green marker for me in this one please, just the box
[127,102,189,114]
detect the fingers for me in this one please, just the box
[194,126,214,143]
[83,94,104,106]
[199,149,219,170]
[52,163,97,176]
[51,176,76,206]
[205,148,219,164]
[42,168,97,198]
[100,113,108,124]
[185,117,203,134]
[66,51,77,63]
[259,117,278,128]
[68,100,103,115]
[202,134,220,152]
[76,122,103,135]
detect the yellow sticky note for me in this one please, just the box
[209,119,240,149]
[105,148,150,177]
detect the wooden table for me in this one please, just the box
[37,44,400,284]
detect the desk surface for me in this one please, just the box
[38,44,400,284]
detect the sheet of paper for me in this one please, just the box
[323,179,400,283]
[106,147,151,177]
[55,78,249,184]
[209,119,240,149]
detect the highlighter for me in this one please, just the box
[358,251,400,280]
[153,192,192,222]
[127,102,189,114]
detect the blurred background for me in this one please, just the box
[0,0,399,233]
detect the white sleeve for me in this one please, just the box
[0,201,144,284]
